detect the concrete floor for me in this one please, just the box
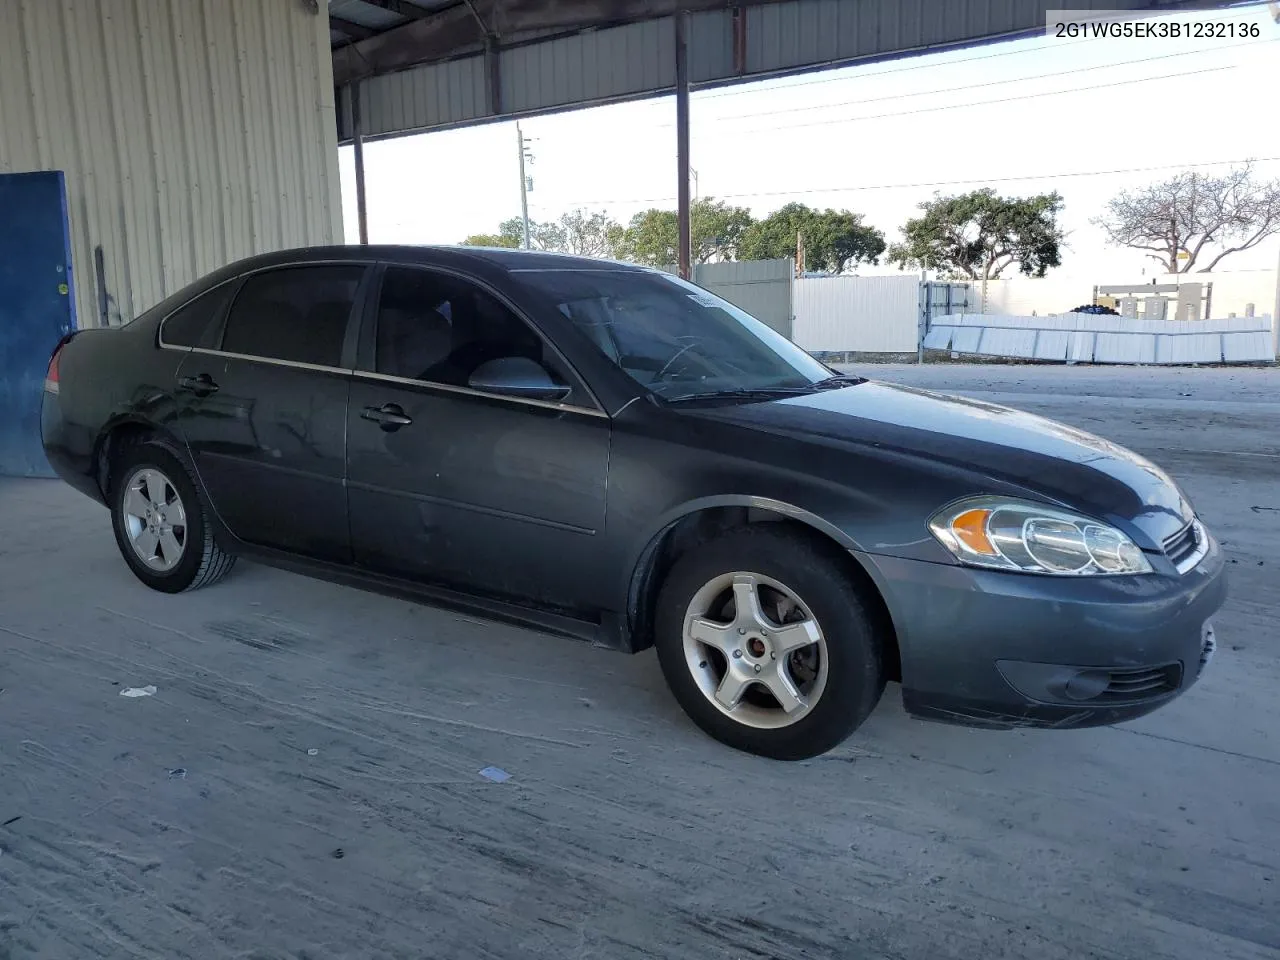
[1,364,1277,960]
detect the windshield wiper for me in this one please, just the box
[811,374,865,389]
[662,386,820,404]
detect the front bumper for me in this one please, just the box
[856,533,1227,730]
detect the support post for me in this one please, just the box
[675,10,692,281]
[350,83,369,245]
[918,271,927,365]
[1273,244,1280,358]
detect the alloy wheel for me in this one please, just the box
[681,571,829,729]
[121,467,188,572]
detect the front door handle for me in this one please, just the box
[178,373,219,396]
[361,403,413,431]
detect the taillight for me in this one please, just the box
[45,333,74,395]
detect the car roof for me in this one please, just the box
[219,244,656,276]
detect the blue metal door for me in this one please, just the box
[0,171,77,477]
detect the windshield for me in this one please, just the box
[519,269,835,400]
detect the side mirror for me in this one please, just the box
[468,356,572,402]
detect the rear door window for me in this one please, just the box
[160,282,236,348]
[219,265,366,367]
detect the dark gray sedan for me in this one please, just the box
[41,246,1226,759]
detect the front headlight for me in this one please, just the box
[928,496,1153,576]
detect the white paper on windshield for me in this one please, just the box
[686,292,720,308]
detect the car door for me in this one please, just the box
[346,263,611,613]
[171,262,369,563]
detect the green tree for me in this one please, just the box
[887,189,1065,280]
[548,208,622,258]
[615,198,756,267]
[460,231,520,249]
[739,202,885,273]
[462,210,623,258]
[461,216,525,249]
[461,216,556,250]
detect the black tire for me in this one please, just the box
[654,526,885,760]
[109,440,236,593]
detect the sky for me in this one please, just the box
[337,4,1280,280]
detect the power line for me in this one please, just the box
[686,63,1236,137]
[555,156,1280,208]
[671,37,1273,126]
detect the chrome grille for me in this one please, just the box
[1163,520,1202,572]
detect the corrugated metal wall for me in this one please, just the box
[0,0,343,328]
[338,0,1201,141]
[793,275,920,353]
[695,259,795,339]
[656,259,795,337]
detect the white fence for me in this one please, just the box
[788,267,1279,361]
[924,313,1275,364]
[983,269,1277,321]
[792,275,919,353]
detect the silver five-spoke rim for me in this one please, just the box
[682,571,828,729]
[122,467,188,572]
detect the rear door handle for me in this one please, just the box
[178,373,219,396]
[361,403,413,431]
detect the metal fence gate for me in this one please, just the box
[918,282,972,360]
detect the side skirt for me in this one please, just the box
[226,539,630,652]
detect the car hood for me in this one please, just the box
[687,380,1194,547]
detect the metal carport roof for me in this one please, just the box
[328,0,1252,142]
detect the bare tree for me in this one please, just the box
[1094,165,1280,273]
[543,208,622,259]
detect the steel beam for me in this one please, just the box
[332,0,790,86]
[358,0,436,18]
[330,15,377,42]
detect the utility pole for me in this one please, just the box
[517,122,533,249]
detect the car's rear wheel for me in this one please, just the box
[654,526,885,760]
[109,441,235,593]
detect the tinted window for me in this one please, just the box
[161,282,235,348]
[521,269,831,399]
[220,265,365,366]
[373,266,570,392]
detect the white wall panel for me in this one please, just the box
[0,0,342,328]
[927,313,1274,364]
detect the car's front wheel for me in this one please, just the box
[109,441,236,593]
[654,526,885,760]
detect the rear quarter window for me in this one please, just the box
[160,283,237,348]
